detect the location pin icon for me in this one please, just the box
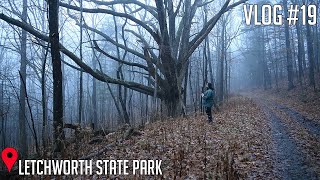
[1,147,18,172]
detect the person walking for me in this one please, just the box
[202,83,215,123]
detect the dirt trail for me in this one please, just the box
[261,103,318,179]
[248,94,319,179]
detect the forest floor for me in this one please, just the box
[61,96,275,179]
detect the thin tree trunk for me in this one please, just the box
[48,0,65,155]
[0,80,6,149]
[113,14,130,124]
[306,3,316,89]
[78,0,83,125]
[41,43,49,152]
[183,63,188,109]
[219,19,226,102]
[19,0,28,158]
[225,51,228,99]
[91,22,97,130]
[313,26,319,73]
[274,26,279,90]
[19,71,39,155]
[295,3,304,85]
[317,24,320,72]
[188,62,196,113]
[283,0,295,90]
[207,39,214,84]
[40,0,49,152]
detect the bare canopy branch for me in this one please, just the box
[85,0,158,18]
[0,12,158,96]
[59,2,161,43]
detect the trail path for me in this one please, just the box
[248,94,319,179]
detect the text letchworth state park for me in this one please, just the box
[1,148,162,176]
[18,160,162,176]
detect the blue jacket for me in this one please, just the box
[202,89,214,107]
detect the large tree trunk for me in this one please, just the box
[163,87,181,117]
[48,0,65,155]
[18,0,28,158]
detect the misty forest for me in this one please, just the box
[0,0,319,179]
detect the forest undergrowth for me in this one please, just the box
[62,96,275,179]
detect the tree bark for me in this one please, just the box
[19,71,39,155]
[41,45,48,151]
[0,80,6,149]
[306,22,316,88]
[219,18,226,102]
[48,0,65,155]
[91,23,97,130]
[295,11,304,85]
[283,0,295,90]
[78,0,83,125]
[18,0,28,158]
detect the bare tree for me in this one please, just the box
[305,0,316,89]
[18,0,28,158]
[283,0,295,90]
[48,0,65,155]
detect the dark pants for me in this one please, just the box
[205,107,212,122]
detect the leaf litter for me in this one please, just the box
[63,96,275,179]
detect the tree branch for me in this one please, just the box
[124,29,160,65]
[183,0,247,65]
[82,23,147,61]
[59,2,160,43]
[93,40,149,72]
[0,13,158,97]
[86,0,158,18]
